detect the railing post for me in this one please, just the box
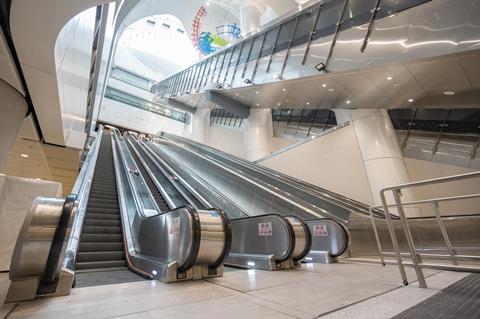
[391,189,427,288]
[369,207,385,266]
[431,201,458,266]
[380,189,409,286]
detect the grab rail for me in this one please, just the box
[373,171,480,288]
[63,126,104,271]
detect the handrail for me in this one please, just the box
[156,136,345,223]
[38,194,77,294]
[125,135,177,210]
[146,141,249,219]
[63,126,104,271]
[373,171,480,288]
[113,130,160,218]
[162,133,376,218]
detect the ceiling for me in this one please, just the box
[170,49,480,113]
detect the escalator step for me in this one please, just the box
[85,213,120,220]
[77,251,125,262]
[79,242,123,252]
[86,208,120,214]
[87,202,119,209]
[76,260,126,270]
[82,226,121,234]
[81,233,122,242]
[84,219,121,227]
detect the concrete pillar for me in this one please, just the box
[189,107,210,144]
[239,0,264,35]
[334,109,416,209]
[0,79,28,170]
[245,108,273,161]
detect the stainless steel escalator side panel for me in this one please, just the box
[112,131,230,281]
[7,128,105,301]
[145,140,249,220]
[9,198,67,279]
[303,218,349,263]
[226,214,295,270]
[347,213,480,262]
[284,216,311,262]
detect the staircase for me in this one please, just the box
[76,133,126,271]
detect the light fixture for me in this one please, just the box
[247,261,255,267]
[256,103,260,106]
[322,83,327,88]
[255,91,259,94]
[408,98,414,102]
[443,91,455,96]
[21,154,29,158]
[277,103,281,106]
[235,93,239,96]
[152,270,157,275]
[346,100,351,104]
[328,88,335,92]
[306,102,310,105]
[387,76,393,80]
[315,62,326,72]
[282,88,286,92]
[304,257,313,261]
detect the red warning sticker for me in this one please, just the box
[258,222,273,236]
[313,224,328,236]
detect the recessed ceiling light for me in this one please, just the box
[21,154,29,158]
[443,91,455,96]
[387,76,393,80]
[408,98,414,102]
[346,100,351,104]
[328,88,335,92]
[235,93,239,96]
[393,83,399,87]
[282,88,286,92]
[255,91,259,94]
[256,103,260,106]
[277,103,281,106]
[322,84,327,87]
[306,102,310,105]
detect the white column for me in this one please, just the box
[335,109,416,209]
[245,108,273,161]
[189,107,210,144]
[0,79,28,170]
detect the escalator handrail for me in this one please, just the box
[156,137,346,224]
[63,126,104,271]
[146,140,249,218]
[38,194,77,294]
[125,135,177,210]
[208,208,232,268]
[162,133,377,217]
[113,130,160,218]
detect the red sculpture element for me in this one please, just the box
[191,6,207,48]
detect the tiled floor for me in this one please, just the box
[0,263,468,319]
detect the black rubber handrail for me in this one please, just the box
[37,194,77,294]
[177,205,202,274]
[285,215,312,261]
[208,208,232,268]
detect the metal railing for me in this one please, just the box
[370,171,480,288]
[152,0,430,100]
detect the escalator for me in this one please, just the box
[7,127,231,302]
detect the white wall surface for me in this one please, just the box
[99,98,186,135]
[259,124,375,205]
[208,126,246,158]
[55,7,97,148]
[405,158,480,216]
[0,175,62,271]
